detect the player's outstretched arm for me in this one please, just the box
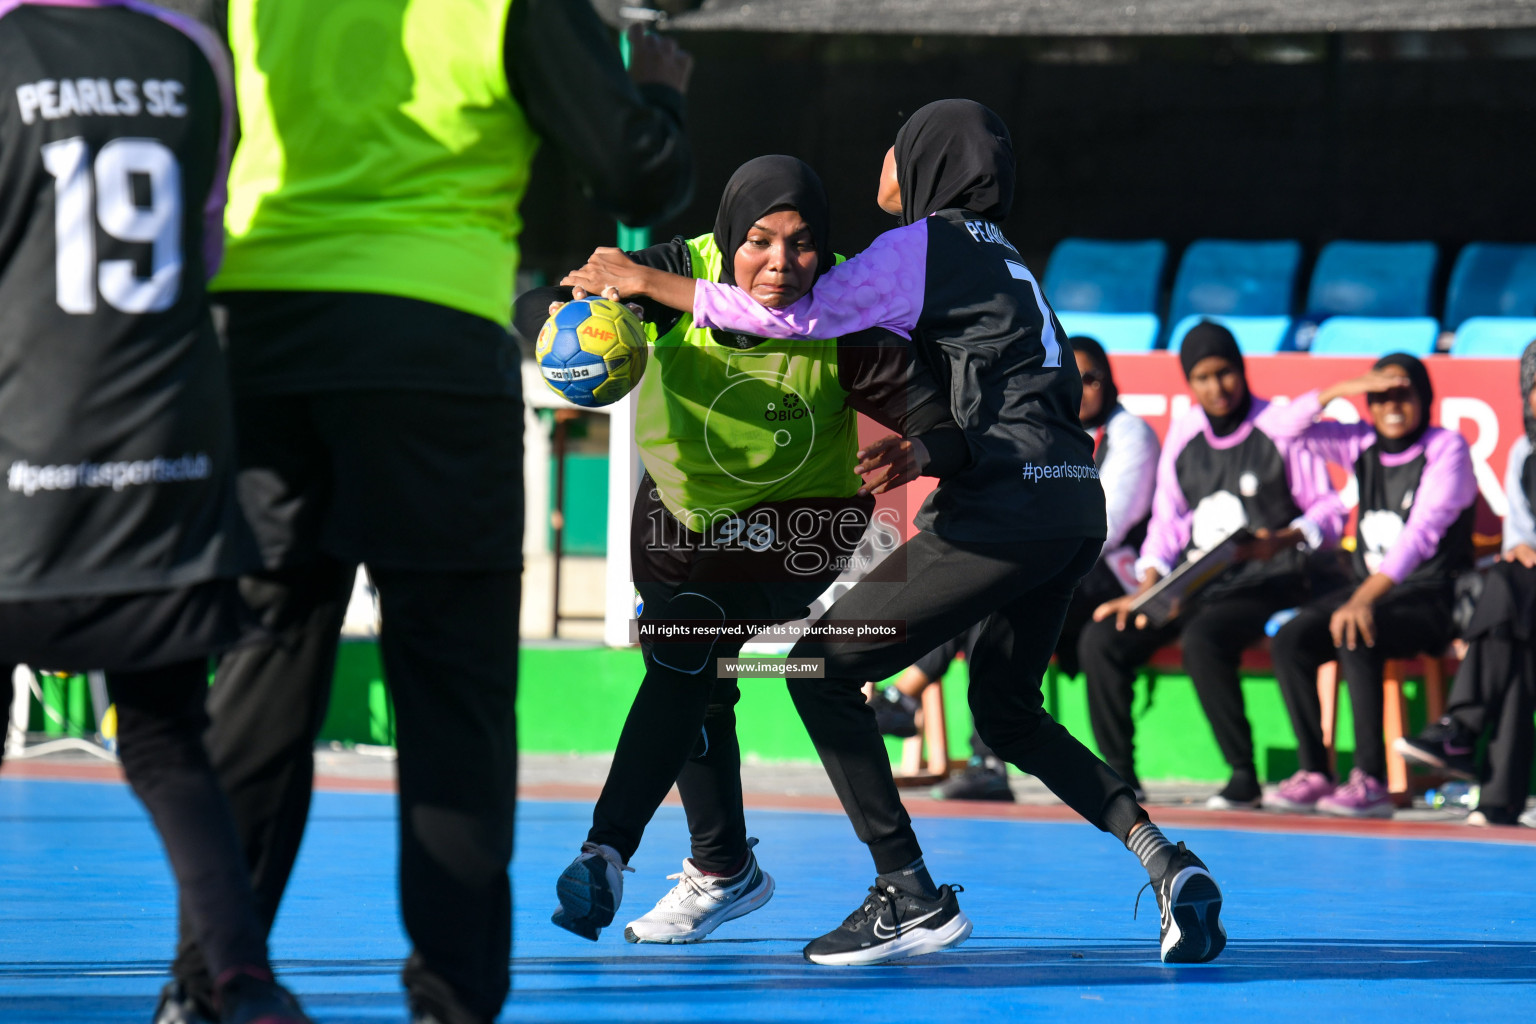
[563,248,698,311]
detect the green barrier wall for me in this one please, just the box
[18,642,1455,784]
[319,642,1445,783]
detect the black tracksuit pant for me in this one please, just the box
[171,559,520,1021]
[1271,584,1454,783]
[590,494,862,874]
[113,659,272,984]
[790,531,1143,847]
[0,659,269,981]
[173,384,525,1024]
[1080,577,1304,787]
[1444,561,1536,816]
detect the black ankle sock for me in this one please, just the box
[878,856,940,900]
[1127,822,1177,881]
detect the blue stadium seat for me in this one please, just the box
[1167,239,1302,324]
[1443,243,1536,330]
[1306,241,1438,318]
[1308,316,1440,357]
[1057,311,1161,353]
[1450,317,1536,358]
[1043,238,1167,313]
[1168,314,1292,355]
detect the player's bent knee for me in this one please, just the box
[648,591,727,676]
[970,702,1053,758]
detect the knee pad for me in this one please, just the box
[648,591,727,676]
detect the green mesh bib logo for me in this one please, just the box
[704,369,817,486]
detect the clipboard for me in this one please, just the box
[1128,528,1254,629]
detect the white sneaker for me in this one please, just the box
[1520,806,1536,829]
[624,839,775,943]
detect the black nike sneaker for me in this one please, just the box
[803,882,971,965]
[1141,842,1226,964]
[1395,717,1477,781]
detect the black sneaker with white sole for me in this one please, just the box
[1140,842,1226,964]
[552,842,633,941]
[803,882,971,966]
[1394,718,1477,781]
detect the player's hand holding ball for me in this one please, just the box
[535,295,648,408]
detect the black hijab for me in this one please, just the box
[1072,336,1118,431]
[1522,338,1536,445]
[1179,320,1251,437]
[1369,353,1434,455]
[892,99,1015,227]
[709,155,832,349]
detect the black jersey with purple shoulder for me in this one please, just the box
[1136,398,1346,595]
[691,210,1105,545]
[0,0,244,600]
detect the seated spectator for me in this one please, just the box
[1263,355,1477,817]
[1397,340,1536,827]
[1056,337,1159,676]
[869,624,1015,802]
[869,337,1157,800]
[1082,322,1345,808]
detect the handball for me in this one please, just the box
[535,297,648,408]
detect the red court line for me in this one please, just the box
[516,781,1536,847]
[8,761,1534,846]
[2,761,125,783]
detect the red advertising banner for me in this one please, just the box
[867,354,1522,538]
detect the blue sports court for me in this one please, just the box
[3,774,1534,1023]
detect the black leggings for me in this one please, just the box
[791,532,1142,847]
[110,659,269,980]
[591,565,843,873]
[171,559,520,1023]
[1080,578,1303,785]
[1271,585,1453,782]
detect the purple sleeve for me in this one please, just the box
[1376,429,1479,583]
[1258,390,1374,471]
[693,221,928,340]
[1136,408,1203,576]
[124,0,236,277]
